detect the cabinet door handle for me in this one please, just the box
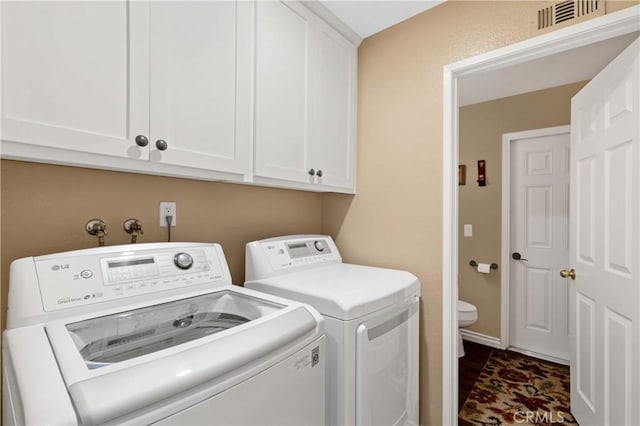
[308,168,315,176]
[135,135,149,147]
[316,169,323,177]
[155,139,168,151]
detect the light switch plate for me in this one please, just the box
[464,224,473,237]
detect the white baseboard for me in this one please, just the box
[460,330,571,365]
[507,346,570,366]
[460,329,503,349]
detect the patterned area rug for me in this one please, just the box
[459,350,578,425]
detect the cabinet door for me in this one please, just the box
[309,21,357,190]
[1,1,149,159]
[254,1,314,183]
[148,1,251,174]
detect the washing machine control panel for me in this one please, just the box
[33,244,228,312]
[259,237,341,272]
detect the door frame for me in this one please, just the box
[500,125,570,364]
[441,7,640,425]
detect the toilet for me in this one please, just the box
[457,300,478,357]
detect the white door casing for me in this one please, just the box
[570,37,639,426]
[508,128,571,363]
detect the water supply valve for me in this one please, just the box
[85,219,107,247]
[123,218,144,244]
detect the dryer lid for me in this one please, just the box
[245,263,420,320]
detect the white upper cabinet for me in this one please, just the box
[148,1,251,174]
[2,1,251,177]
[309,20,357,190]
[1,1,149,159]
[254,1,358,193]
[1,0,359,192]
[254,1,314,183]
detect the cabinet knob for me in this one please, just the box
[316,169,323,177]
[155,139,168,151]
[135,135,149,147]
[308,168,315,176]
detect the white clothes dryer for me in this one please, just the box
[245,235,420,426]
[3,242,325,425]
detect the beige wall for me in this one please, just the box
[321,1,637,424]
[0,160,323,329]
[458,81,587,338]
[1,1,637,425]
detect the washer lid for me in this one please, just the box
[45,288,320,425]
[245,263,420,320]
[65,290,283,367]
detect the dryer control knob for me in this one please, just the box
[314,241,325,252]
[174,252,194,270]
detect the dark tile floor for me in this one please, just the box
[458,341,493,426]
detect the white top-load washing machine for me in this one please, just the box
[245,235,420,426]
[3,242,326,425]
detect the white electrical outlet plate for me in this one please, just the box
[463,224,472,237]
[160,201,177,227]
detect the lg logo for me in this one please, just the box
[51,264,70,271]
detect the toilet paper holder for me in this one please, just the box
[469,260,498,270]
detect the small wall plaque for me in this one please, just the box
[477,160,486,186]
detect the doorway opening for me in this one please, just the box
[457,92,576,425]
[442,6,640,425]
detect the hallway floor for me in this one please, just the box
[459,341,492,415]
[458,341,577,425]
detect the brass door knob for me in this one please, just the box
[560,268,576,280]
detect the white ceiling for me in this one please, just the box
[320,0,444,39]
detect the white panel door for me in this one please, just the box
[308,20,357,190]
[1,1,149,159]
[254,0,314,183]
[509,129,570,362]
[570,37,639,426]
[149,1,251,174]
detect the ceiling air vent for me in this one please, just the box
[532,0,605,33]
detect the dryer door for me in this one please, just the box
[355,296,419,426]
